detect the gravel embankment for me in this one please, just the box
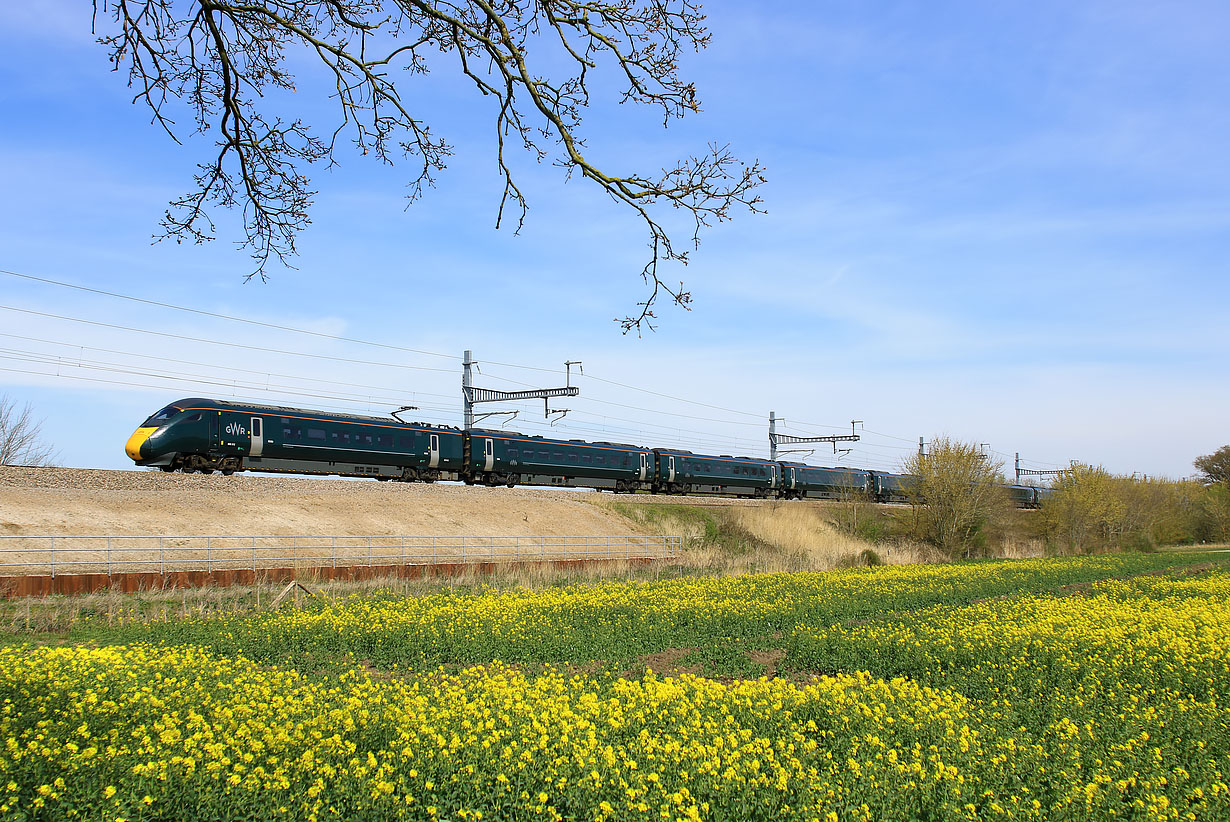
[0,466,767,505]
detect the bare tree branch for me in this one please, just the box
[93,0,764,329]
[0,396,60,467]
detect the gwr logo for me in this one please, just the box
[225,422,248,436]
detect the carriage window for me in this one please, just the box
[331,432,340,441]
[308,428,326,440]
[508,448,519,459]
[185,413,202,422]
[555,452,565,460]
[594,454,604,465]
[541,451,551,459]
[582,455,591,464]
[364,435,373,445]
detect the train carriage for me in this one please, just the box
[780,462,872,500]
[1006,485,1045,508]
[652,449,780,497]
[869,470,913,503]
[465,430,651,491]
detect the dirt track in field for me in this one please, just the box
[0,466,647,538]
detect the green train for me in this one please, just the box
[125,397,1049,505]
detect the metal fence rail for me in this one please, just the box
[0,535,682,576]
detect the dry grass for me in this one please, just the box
[603,499,935,574]
[727,503,934,568]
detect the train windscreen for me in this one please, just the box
[141,404,182,427]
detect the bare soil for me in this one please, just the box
[0,466,644,538]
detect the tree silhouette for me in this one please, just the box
[93,0,765,331]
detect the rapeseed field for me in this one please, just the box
[2,552,1227,820]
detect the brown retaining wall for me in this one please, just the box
[0,557,662,598]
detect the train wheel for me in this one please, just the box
[199,468,215,475]
[160,465,175,472]
[221,469,235,476]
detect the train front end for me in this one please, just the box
[125,399,210,469]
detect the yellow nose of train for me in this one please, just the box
[124,427,158,462]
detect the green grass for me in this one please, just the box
[4,552,1230,822]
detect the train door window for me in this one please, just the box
[484,439,493,456]
[252,418,262,438]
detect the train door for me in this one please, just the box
[429,434,440,468]
[209,412,220,446]
[770,465,779,489]
[250,417,263,457]
[668,455,676,483]
[483,438,494,472]
[638,452,648,481]
[789,467,797,490]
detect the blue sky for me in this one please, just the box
[0,1,1226,479]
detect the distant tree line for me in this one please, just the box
[1042,456,1230,553]
[835,440,1230,560]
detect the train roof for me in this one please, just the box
[166,398,462,430]
[467,429,646,450]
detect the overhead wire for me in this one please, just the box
[0,334,461,402]
[1,267,1066,468]
[0,365,459,421]
[0,350,425,410]
[0,306,457,374]
[0,269,459,361]
[2,267,861,432]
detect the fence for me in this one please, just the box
[0,535,683,577]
